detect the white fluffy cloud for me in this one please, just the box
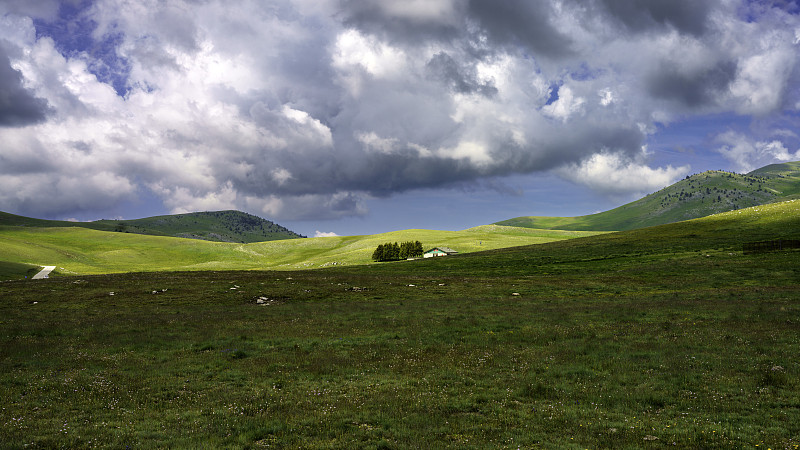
[716,131,800,172]
[0,0,799,222]
[557,152,690,197]
[314,230,340,237]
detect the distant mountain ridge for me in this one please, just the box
[0,210,305,243]
[496,161,800,231]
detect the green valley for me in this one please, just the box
[0,222,601,278]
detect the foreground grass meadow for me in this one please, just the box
[1,201,800,448]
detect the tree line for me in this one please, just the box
[372,241,424,262]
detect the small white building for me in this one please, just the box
[424,247,458,258]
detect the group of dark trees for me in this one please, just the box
[372,241,424,262]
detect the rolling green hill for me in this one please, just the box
[496,161,800,231]
[93,210,305,242]
[0,223,602,278]
[0,210,304,243]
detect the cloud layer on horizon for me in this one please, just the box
[1,0,799,220]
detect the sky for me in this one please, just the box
[1,0,800,238]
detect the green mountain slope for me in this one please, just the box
[0,210,304,243]
[496,161,800,231]
[94,210,305,242]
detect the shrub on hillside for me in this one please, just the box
[372,241,423,262]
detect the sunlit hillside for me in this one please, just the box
[0,224,601,277]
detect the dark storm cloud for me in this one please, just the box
[338,0,574,59]
[425,52,497,97]
[646,60,739,108]
[226,116,646,199]
[590,0,715,36]
[0,42,49,127]
[347,124,644,195]
[337,0,462,44]
[466,0,574,59]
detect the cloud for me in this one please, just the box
[0,0,60,21]
[314,230,340,238]
[425,52,497,97]
[0,41,49,127]
[0,0,799,222]
[465,0,575,59]
[645,60,737,108]
[557,152,690,197]
[715,131,800,172]
[588,0,715,36]
[542,85,585,122]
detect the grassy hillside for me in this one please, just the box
[497,161,800,231]
[750,161,800,197]
[0,223,602,277]
[0,210,304,243]
[0,261,40,280]
[1,201,798,448]
[0,211,119,231]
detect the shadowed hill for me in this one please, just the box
[0,210,304,243]
[496,161,800,231]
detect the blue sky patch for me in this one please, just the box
[33,1,131,97]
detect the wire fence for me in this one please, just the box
[742,239,800,254]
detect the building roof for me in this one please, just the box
[426,247,458,254]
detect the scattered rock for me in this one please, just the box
[512,293,521,296]
[408,284,416,287]
[771,365,785,372]
[644,435,659,441]
[255,296,279,306]
[109,292,115,296]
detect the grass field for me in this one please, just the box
[0,224,602,278]
[1,200,799,447]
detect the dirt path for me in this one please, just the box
[33,266,56,279]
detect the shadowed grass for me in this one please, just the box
[0,261,40,280]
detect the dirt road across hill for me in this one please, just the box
[32,266,56,279]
